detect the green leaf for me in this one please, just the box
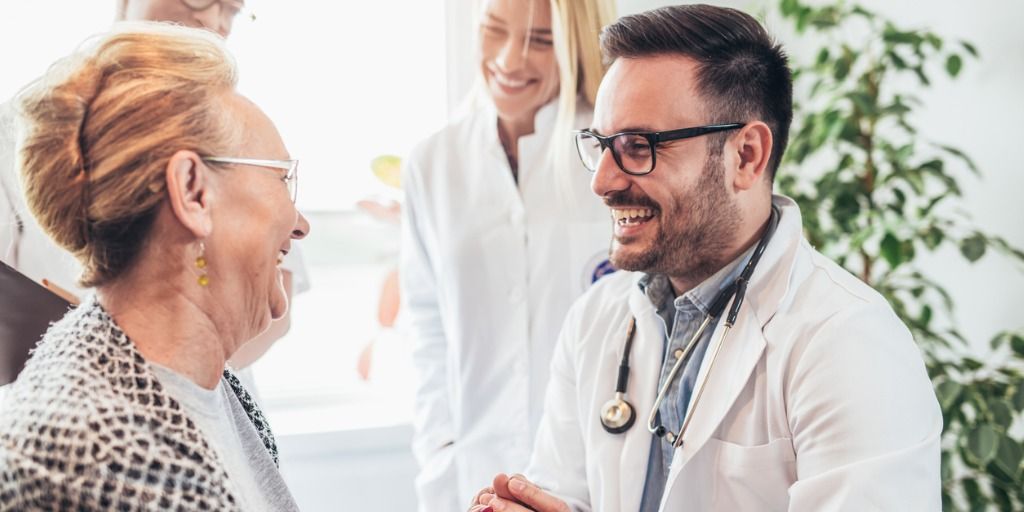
[880,232,903,268]
[993,433,1022,480]
[990,332,1007,350]
[966,425,999,466]
[960,40,979,57]
[959,234,986,262]
[1011,334,1024,358]
[962,358,983,371]
[962,477,984,510]
[988,399,1013,429]
[923,225,944,250]
[1013,379,1024,411]
[935,379,962,412]
[946,54,963,77]
[815,47,830,66]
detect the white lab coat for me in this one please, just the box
[527,195,942,511]
[400,99,612,512]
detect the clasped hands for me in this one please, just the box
[469,473,570,512]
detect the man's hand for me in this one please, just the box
[469,473,570,512]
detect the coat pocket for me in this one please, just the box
[706,437,796,511]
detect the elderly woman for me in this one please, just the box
[0,23,308,511]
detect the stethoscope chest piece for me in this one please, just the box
[599,392,636,434]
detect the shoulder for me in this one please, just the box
[407,109,488,166]
[562,271,638,335]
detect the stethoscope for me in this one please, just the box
[599,208,778,448]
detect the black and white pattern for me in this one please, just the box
[0,295,279,511]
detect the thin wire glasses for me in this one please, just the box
[203,157,299,203]
[180,0,255,22]
[574,123,745,176]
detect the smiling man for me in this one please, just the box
[470,4,941,512]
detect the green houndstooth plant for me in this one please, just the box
[773,0,1024,509]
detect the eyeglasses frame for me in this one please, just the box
[574,123,746,176]
[202,156,299,203]
[179,0,254,22]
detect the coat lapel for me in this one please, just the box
[617,284,668,511]
[659,196,804,507]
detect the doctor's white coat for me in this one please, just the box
[400,100,612,511]
[526,195,942,511]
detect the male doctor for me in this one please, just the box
[470,4,942,511]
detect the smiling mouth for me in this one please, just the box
[489,68,533,90]
[611,207,656,226]
[276,249,288,266]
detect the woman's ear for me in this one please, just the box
[732,121,773,191]
[164,150,214,239]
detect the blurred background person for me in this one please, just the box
[0,0,309,395]
[0,23,308,509]
[400,0,617,509]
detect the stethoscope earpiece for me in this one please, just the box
[599,392,636,434]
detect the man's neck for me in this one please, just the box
[668,207,774,297]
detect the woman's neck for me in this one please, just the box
[497,114,537,178]
[98,276,231,390]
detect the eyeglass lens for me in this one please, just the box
[576,133,654,175]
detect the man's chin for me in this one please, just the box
[610,245,657,273]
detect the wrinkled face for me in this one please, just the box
[590,55,741,284]
[208,95,309,335]
[121,0,243,37]
[479,0,560,126]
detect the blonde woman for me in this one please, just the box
[0,23,308,510]
[400,0,617,510]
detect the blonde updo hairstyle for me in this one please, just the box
[16,22,240,287]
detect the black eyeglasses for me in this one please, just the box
[574,123,745,176]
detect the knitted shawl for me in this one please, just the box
[0,295,279,511]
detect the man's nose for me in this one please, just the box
[591,146,631,199]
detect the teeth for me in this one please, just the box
[611,208,654,222]
[493,72,529,88]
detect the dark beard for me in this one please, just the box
[609,152,742,288]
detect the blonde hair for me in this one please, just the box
[549,0,617,208]
[16,22,239,287]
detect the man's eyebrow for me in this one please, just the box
[589,126,658,136]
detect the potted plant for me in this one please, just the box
[774,0,1024,509]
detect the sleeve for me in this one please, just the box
[398,154,456,471]
[525,301,592,512]
[784,302,943,510]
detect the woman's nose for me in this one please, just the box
[292,211,310,240]
[496,35,527,73]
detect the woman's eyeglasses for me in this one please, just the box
[203,157,299,203]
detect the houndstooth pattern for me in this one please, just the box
[0,295,279,511]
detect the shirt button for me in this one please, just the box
[673,348,684,360]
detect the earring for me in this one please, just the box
[196,241,209,287]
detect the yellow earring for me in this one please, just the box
[196,241,209,287]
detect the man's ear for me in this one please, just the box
[164,150,214,239]
[732,121,773,191]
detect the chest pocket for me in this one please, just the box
[706,437,796,511]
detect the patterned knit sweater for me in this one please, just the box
[0,296,279,511]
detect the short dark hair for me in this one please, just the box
[600,4,793,179]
